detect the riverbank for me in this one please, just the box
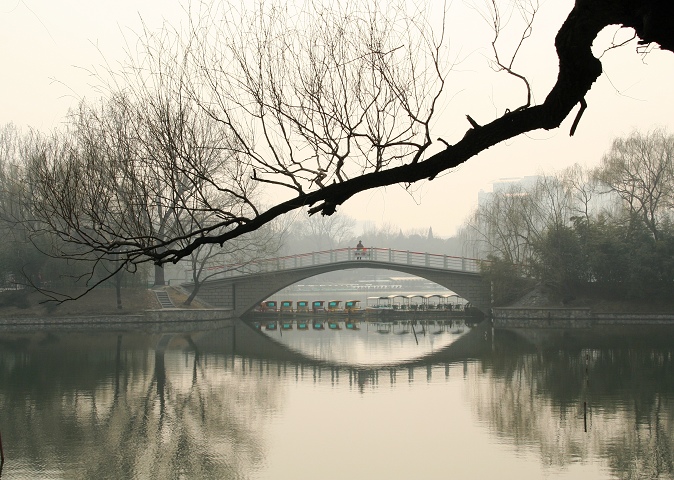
[0,286,233,330]
[494,286,674,328]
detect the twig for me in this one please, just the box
[570,98,587,136]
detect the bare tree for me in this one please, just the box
[468,183,541,264]
[22,85,258,301]
[175,195,285,305]
[562,164,599,223]
[531,174,574,233]
[466,172,583,266]
[301,213,356,251]
[23,0,674,284]
[594,128,674,240]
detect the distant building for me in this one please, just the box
[477,175,542,207]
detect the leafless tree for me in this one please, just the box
[594,128,674,240]
[531,174,574,233]
[299,213,356,251]
[24,0,674,283]
[465,173,584,265]
[22,87,262,301]
[562,164,599,223]
[467,183,541,264]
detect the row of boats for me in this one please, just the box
[255,299,362,315]
[252,297,473,319]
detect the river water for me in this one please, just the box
[0,317,672,479]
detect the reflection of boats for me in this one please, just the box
[328,320,341,330]
[375,322,392,334]
[432,320,452,334]
[345,320,360,330]
[312,320,325,330]
[265,321,278,330]
[297,320,309,330]
[281,320,293,330]
[394,321,411,335]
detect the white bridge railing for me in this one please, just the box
[191,247,484,282]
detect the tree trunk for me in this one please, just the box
[115,271,123,310]
[154,264,165,286]
[184,279,200,306]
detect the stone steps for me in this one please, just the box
[154,290,175,309]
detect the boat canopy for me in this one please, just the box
[327,300,342,310]
[297,300,310,311]
[366,295,400,308]
[345,300,361,308]
[280,300,293,311]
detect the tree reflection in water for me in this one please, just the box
[472,328,674,478]
[0,327,280,479]
[0,323,673,478]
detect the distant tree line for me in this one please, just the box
[0,118,282,308]
[280,213,466,258]
[464,128,674,306]
[3,0,674,308]
[1,0,668,279]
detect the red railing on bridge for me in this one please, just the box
[188,247,484,281]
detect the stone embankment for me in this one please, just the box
[492,307,674,328]
[0,308,235,332]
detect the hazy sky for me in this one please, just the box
[2,0,674,238]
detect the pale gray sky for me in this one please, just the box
[2,0,674,237]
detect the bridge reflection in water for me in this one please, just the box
[207,319,491,378]
[3,319,673,479]
[195,317,494,390]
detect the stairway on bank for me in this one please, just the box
[154,290,175,308]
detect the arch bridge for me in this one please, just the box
[183,247,491,317]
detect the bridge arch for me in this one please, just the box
[183,248,491,317]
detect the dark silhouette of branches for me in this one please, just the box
[21,0,674,277]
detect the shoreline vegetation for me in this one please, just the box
[507,285,674,314]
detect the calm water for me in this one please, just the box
[0,318,673,479]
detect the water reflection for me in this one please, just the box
[0,320,673,479]
[476,327,674,479]
[253,318,472,366]
[0,327,279,479]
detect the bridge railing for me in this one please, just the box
[192,247,483,281]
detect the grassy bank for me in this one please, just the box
[0,287,200,317]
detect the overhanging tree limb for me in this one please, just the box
[24,0,674,271]
[152,1,629,263]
